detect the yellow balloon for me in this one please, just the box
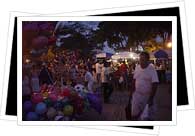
[42,91,49,98]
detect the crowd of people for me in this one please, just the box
[22,47,172,121]
[23,48,137,103]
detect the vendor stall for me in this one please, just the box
[111,51,139,64]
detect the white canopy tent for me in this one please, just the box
[111,51,139,60]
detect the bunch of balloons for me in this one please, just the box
[23,84,102,121]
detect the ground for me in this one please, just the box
[78,83,172,121]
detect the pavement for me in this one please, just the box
[78,83,172,121]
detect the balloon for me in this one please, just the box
[61,88,70,97]
[26,112,39,121]
[63,105,74,116]
[42,91,49,98]
[23,101,33,112]
[35,102,47,115]
[47,107,57,119]
[49,93,58,102]
[31,93,43,104]
[87,93,102,114]
[43,98,53,107]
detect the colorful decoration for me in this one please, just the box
[23,84,101,121]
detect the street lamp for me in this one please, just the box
[167,42,172,48]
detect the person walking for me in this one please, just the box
[131,52,159,121]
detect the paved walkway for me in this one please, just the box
[78,83,172,121]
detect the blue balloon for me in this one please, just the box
[35,102,47,115]
[23,101,33,112]
[26,112,39,121]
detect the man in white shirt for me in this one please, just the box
[131,52,159,120]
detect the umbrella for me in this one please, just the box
[154,50,168,58]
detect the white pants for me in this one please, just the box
[131,91,156,120]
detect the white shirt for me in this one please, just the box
[85,71,94,83]
[133,64,159,95]
[95,63,102,74]
[101,67,108,83]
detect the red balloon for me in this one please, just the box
[62,88,70,97]
[31,93,43,104]
[49,93,58,102]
